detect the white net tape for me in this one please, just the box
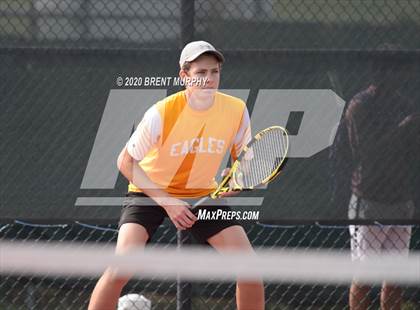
[1,241,419,284]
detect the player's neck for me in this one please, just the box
[185,89,216,111]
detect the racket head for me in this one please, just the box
[212,126,289,198]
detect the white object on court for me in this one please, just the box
[118,294,151,310]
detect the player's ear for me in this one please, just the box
[179,69,189,79]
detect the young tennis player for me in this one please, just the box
[88,41,265,310]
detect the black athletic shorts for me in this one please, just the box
[118,192,241,244]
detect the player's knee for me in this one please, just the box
[111,276,130,289]
[102,269,131,289]
[237,279,264,293]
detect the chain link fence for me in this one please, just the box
[2,0,420,49]
[2,0,420,309]
[2,222,420,309]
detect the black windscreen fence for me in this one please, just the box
[2,48,419,224]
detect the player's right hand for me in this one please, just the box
[155,197,197,230]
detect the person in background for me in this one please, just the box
[330,44,419,310]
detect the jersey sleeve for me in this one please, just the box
[126,105,161,161]
[231,107,252,160]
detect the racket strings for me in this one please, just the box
[237,129,288,188]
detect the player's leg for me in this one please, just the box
[88,223,149,310]
[89,193,165,310]
[349,225,384,310]
[207,225,265,310]
[190,205,264,309]
[380,225,411,310]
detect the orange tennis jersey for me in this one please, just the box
[127,90,250,198]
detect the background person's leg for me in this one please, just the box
[349,225,385,310]
[381,283,402,310]
[380,226,412,310]
[349,283,371,310]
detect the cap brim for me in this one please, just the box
[184,50,224,65]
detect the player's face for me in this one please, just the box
[181,54,221,92]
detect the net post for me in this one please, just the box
[177,230,192,310]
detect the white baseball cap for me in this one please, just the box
[179,40,224,68]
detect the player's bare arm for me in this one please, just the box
[117,146,197,230]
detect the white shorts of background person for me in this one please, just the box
[348,194,414,260]
[349,225,412,261]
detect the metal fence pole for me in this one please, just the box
[180,0,195,46]
[176,230,192,310]
[177,2,195,308]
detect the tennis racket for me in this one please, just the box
[191,126,289,210]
